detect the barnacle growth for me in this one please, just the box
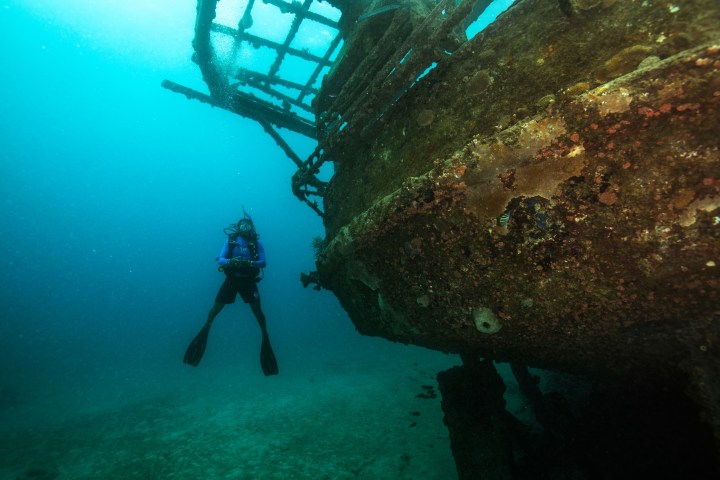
[473,307,502,334]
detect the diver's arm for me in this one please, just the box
[217,240,231,266]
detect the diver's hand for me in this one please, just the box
[227,259,253,268]
[218,259,239,272]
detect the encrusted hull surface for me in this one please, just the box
[317,0,720,382]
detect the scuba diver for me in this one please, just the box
[183,210,279,376]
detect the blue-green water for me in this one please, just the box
[0,0,339,401]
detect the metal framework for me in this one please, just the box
[163,0,499,216]
[162,0,343,216]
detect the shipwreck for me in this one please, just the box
[165,0,720,477]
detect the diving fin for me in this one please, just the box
[260,332,279,376]
[183,325,210,367]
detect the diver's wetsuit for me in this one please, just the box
[216,236,266,304]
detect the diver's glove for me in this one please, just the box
[226,259,254,268]
[219,258,250,272]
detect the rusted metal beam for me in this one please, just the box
[211,23,332,66]
[160,80,316,138]
[263,0,340,29]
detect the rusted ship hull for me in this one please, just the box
[317,0,719,380]
[314,2,720,460]
[319,43,720,379]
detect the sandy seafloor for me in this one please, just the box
[0,340,477,480]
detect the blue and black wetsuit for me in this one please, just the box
[215,237,266,304]
[217,237,266,277]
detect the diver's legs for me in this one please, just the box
[206,302,224,327]
[249,299,267,332]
